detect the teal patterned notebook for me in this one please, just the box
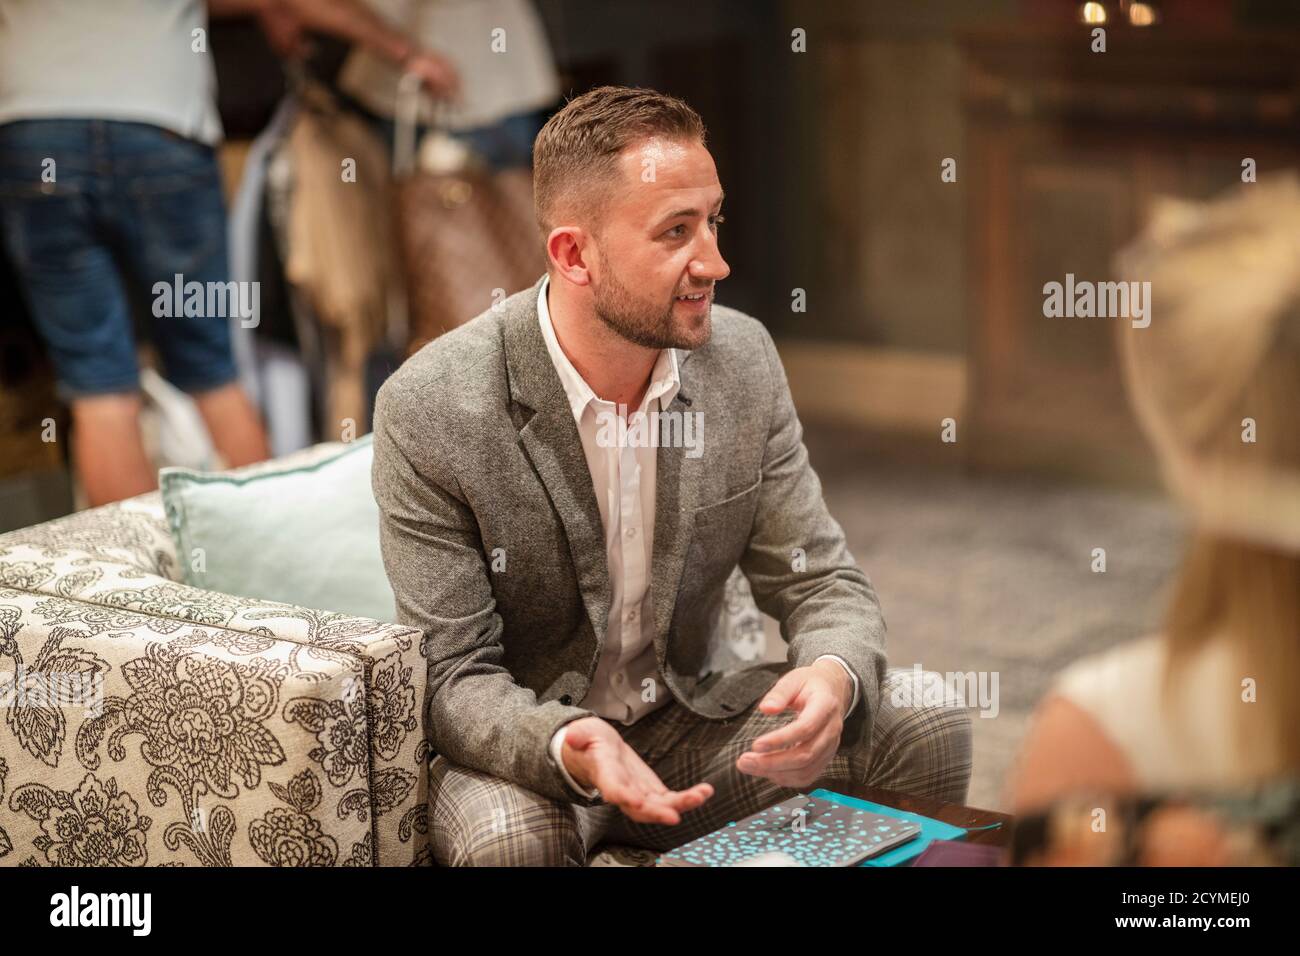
[657,794,921,867]
[809,788,971,866]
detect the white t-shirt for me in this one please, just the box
[338,0,560,131]
[0,0,222,145]
[1051,633,1255,790]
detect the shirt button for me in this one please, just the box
[626,608,638,622]
[625,527,637,539]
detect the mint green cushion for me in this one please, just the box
[160,436,396,623]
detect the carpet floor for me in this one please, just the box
[796,429,1187,811]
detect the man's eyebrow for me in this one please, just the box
[656,191,726,222]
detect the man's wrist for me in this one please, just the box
[549,723,599,800]
[812,655,859,718]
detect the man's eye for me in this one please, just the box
[664,215,724,239]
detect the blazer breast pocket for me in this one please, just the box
[688,477,762,576]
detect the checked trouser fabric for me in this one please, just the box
[428,666,973,866]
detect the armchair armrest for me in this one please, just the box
[0,497,429,867]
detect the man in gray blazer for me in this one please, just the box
[373,86,970,865]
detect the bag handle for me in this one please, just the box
[391,0,472,176]
[393,69,425,177]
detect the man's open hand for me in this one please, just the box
[561,717,713,825]
[735,660,853,789]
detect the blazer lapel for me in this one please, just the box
[651,367,705,662]
[504,278,611,654]
[502,275,707,669]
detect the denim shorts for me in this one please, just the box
[368,106,549,171]
[0,119,239,400]
[451,108,548,171]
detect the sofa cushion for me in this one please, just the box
[160,436,396,623]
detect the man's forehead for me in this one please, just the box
[616,136,723,207]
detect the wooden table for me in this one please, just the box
[840,784,1014,850]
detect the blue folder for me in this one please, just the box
[809,788,969,866]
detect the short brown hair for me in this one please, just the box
[532,85,707,237]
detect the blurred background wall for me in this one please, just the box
[534,0,1300,485]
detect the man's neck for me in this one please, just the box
[547,278,659,411]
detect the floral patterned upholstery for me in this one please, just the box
[0,482,429,867]
[0,443,865,867]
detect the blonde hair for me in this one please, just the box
[1115,175,1300,777]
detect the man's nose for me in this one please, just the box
[691,236,730,283]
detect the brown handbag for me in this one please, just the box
[391,75,545,355]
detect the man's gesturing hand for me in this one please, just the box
[560,717,713,825]
[735,659,853,789]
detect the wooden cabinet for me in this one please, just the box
[962,26,1300,483]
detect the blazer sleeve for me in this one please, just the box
[737,325,889,751]
[371,376,600,806]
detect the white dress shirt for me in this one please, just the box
[537,277,859,799]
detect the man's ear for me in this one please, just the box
[547,226,593,287]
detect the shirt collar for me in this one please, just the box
[537,274,681,425]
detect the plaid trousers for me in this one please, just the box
[428,666,973,866]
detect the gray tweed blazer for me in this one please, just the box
[372,274,886,805]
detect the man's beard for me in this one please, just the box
[592,254,712,350]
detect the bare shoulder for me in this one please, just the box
[1004,692,1138,815]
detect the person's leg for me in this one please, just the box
[70,393,155,504]
[426,700,693,866]
[603,668,974,853]
[107,122,268,468]
[193,381,270,468]
[861,666,973,804]
[427,754,619,867]
[424,670,974,863]
[601,699,851,853]
[0,119,153,505]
